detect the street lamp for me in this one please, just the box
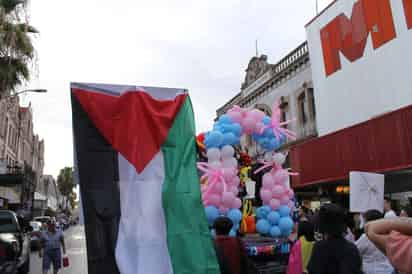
[11,89,47,98]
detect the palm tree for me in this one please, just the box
[0,0,38,98]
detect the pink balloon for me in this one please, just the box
[249,109,265,122]
[227,111,243,123]
[287,188,295,199]
[255,122,264,133]
[230,177,240,187]
[229,186,239,196]
[262,173,274,188]
[242,117,256,134]
[272,185,285,198]
[280,194,290,205]
[232,198,242,209]
[260,189,272,203]
[219,206,229,214]
[274,169,289,184]
[222,192,235,208]
[212,181,224,194]
[223,168,237,181]
[269,198,281,210]
[208,194,221,206]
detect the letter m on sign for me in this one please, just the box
[320,0,396,76]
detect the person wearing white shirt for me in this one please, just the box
[356,210,394,274]
[384,198,397,219]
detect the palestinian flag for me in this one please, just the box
[71,83,220,274]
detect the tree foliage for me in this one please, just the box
[0,0,38,98]
[57,167,75,209]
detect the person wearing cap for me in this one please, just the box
[307,203,363,274]
[212,216,248,274]
[39,220,66,274]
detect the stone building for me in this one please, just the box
[0,96,44,210]
[216,42,316,156]
[33,175,62,216]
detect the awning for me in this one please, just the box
[290,104,412,187]
[0,186,20,204]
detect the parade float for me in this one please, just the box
[197,102,299,273]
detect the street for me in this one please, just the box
[30,225,88,274]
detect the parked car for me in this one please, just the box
[29,221,42,251]
[0,210,31,274]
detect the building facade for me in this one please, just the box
[33,175,62,216]
[216,42,316,156]
[0,96,45,211]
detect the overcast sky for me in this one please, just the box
[23,0,332,177]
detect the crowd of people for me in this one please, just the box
[211,199,412,274]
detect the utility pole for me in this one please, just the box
[255,40,259,57]
[316,0,319,15]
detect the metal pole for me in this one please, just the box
[316,0,319,15]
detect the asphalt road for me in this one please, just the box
[29,225,88,274]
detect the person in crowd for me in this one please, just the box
[399,205,412,218]
[345,212,356,242]
[384,198,397,219]
[287,221,316,274]
[307,203,363,274]
[366,217,412,274]
[213,217,248,274]
[355,210,394,274]
[39,220,66,274]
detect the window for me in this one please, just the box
[308,88,316,118]
[279,97,290,126]
[298,93,307,125]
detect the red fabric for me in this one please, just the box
[73,89,187,173]
[214,236,247,274]
[290,105,412,187]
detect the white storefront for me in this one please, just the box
[306,0,412,136]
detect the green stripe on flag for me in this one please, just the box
[162,97,220,274]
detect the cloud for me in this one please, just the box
[25,0,333,177]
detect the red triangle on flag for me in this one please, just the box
[73,88,187,173]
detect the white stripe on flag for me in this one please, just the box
[115,153,173,274]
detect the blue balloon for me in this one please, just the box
[205,131,223,148]
[256,219,271,235]
[205,206,220,225]
[262,205,271,213]
[219,114,233,124]
[227,209,242,223]
[233,223,240,231]
[278,132,287,145]
[256,207,265,219]
[262,116,271,125]
[281,229,292,237]
[267,211,280,225]
[231,123,242,136]
[229,229,237,237]
[278,205,291,217]
[222,132,236,146]
[279,217,294,233]
[270,226,281,238]
[263,128,274,138]
[269,138,280,150]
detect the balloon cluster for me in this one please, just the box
[255,205,294,238]
[252,117,286,151]
[254,152,296,238]
[200,145,241,213]
[204,114,242,149]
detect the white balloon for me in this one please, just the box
[264,152,273,162]
[222,157,238,168]
[209,161,222,169]
[221,145,235,160]
[273,153,286,166]
[207,148,221,162]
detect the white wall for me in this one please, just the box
[306,0,412,136]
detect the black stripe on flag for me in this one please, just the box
[71,90,121,274]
